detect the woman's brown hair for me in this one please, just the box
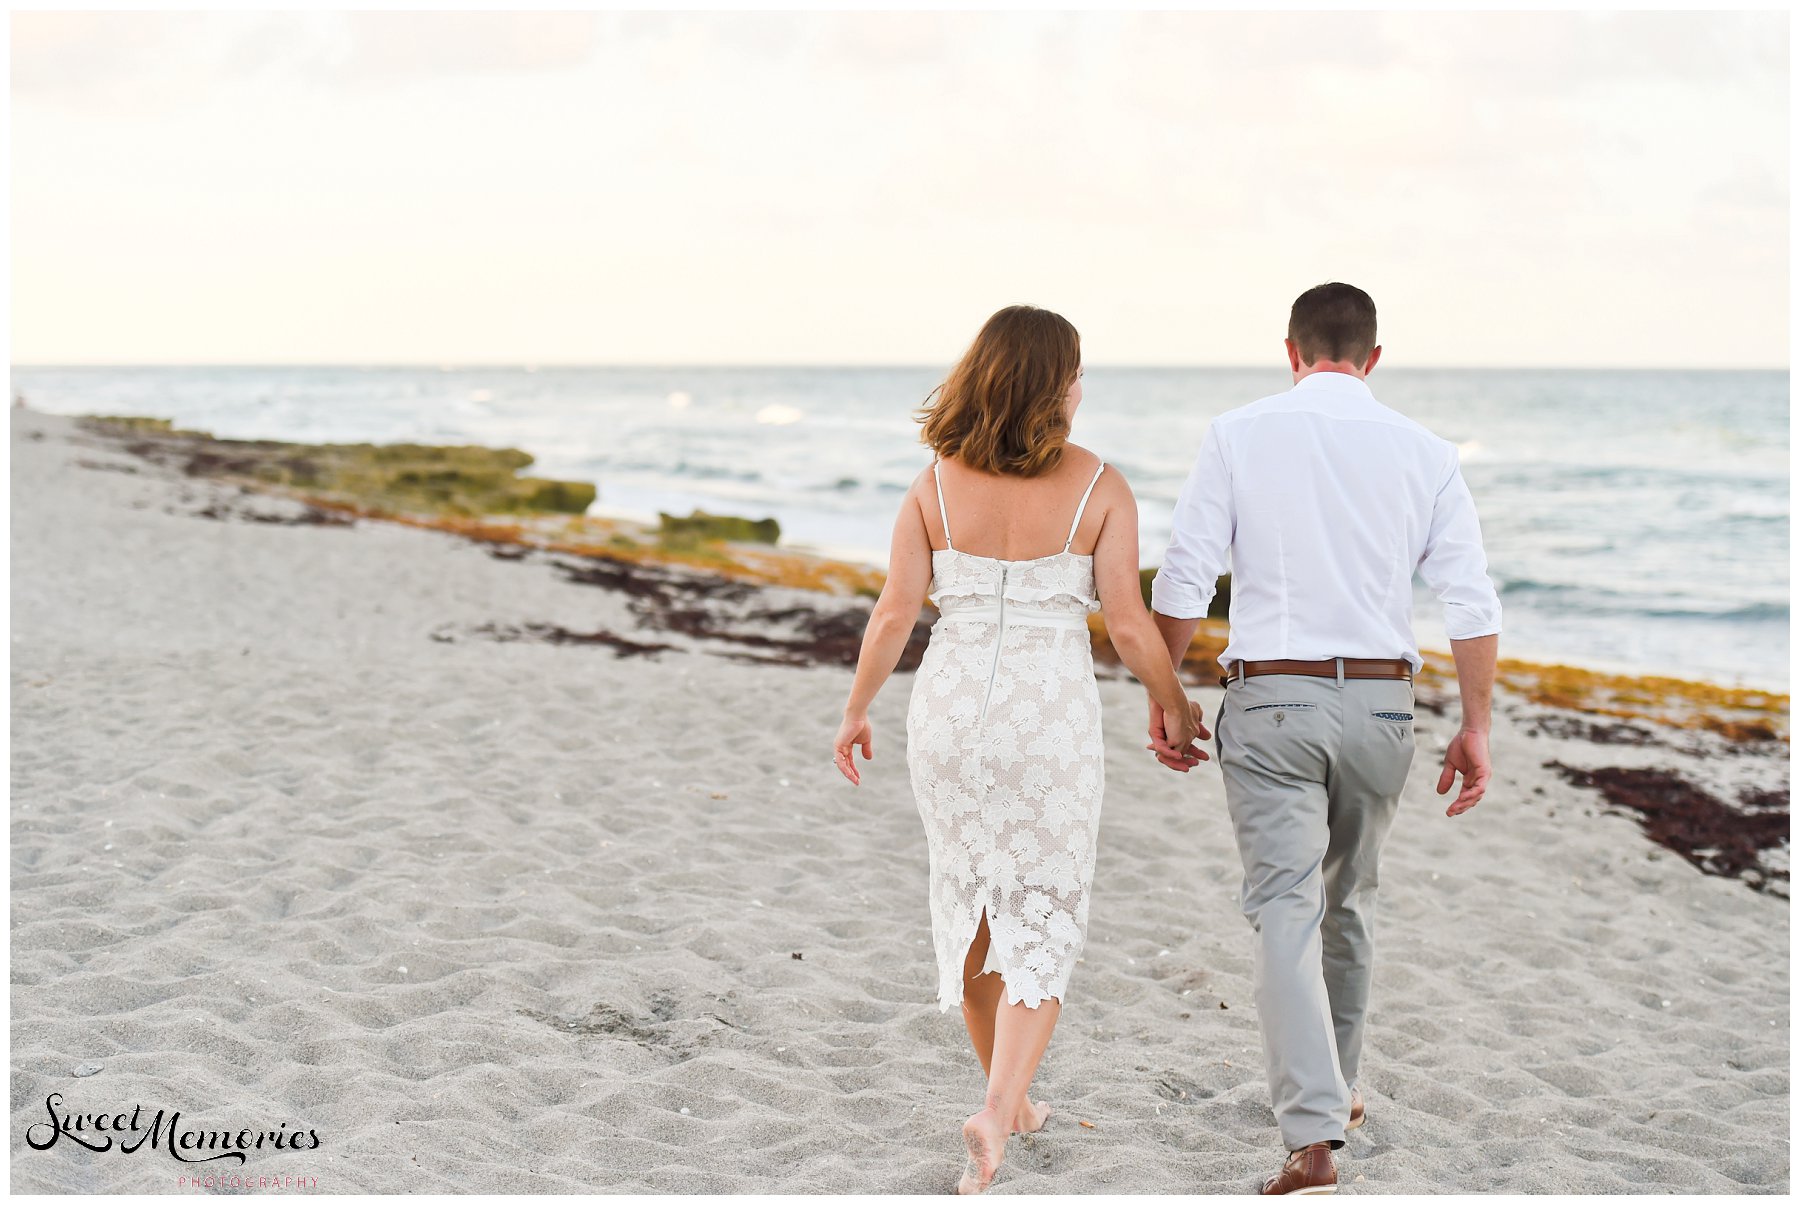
[916,305,1081,477]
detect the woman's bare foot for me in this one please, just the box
[956,1108,1007,1194]
[1011,1099,1051,1134]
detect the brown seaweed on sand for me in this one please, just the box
[1545,761,1789,896]
[191,498,356,527]
[1527,713,1664,748]
[548,554,935,670]
[432,622,678,659]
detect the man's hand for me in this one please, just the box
[1436,728,1491,816]
[1147,696,1209,772]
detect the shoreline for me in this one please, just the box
[10,372,1784,694]
[69,412,1786,743]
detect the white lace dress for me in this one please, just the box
[906,459,1108,1011]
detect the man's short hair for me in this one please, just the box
[1288,282,1377,366]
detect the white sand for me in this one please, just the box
[10,409,1788,1193]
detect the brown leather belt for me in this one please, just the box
[1217,657,1413,689]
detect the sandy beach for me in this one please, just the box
[10,409,1789,1193]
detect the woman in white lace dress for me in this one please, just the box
[832,306,1204,1193]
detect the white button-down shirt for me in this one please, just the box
[1150,371,1502,673]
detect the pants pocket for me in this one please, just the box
[1366,699,1417,792]
[1221,690,1330,783]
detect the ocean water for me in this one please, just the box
[11,365,1788,690]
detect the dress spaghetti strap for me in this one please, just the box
[932,458,955,551]
[1063,461,1107,552]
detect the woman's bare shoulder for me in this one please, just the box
[901,461,938,512]
[1074,451,1129,495]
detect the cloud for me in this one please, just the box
[12,12,223,111]
[336,12,598,81]
[12,11,600,113]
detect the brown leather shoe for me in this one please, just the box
[1347,1087,1365,1131]
[1260,1142,1337,1195]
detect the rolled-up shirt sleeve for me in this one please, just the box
[1151,422,1234,620]
[1417,444,1502,639]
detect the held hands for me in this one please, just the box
[1437,728,1491,816]
[1146,696,1210,773]
[833,712,874,786]
[842,696,1214,784]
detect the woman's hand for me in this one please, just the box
[1147,695,1207,771]
[833,713,874,786]
[1167,697,1203,752]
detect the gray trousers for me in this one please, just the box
[1214,669,1415,1151]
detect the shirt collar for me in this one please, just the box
[1291,371,1374,398]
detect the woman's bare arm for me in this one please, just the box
[1090,472,1200,752]
[834,475,935,784]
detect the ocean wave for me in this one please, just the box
[807,476,918,494]
[1637,601,1790,623]
[1486,579,1787,623]
[665,462,765,483]
[1511,597,1789,623]
[1494,578,1580,596]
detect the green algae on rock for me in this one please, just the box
[658,510,781,548]
[79,416,596,517]
[79,413,883,596]
[83,414,176,433]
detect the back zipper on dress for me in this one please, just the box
[979,564,1008,723]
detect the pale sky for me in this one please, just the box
[10,9,1790,367]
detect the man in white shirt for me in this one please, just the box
[1147,283,1501,1195]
